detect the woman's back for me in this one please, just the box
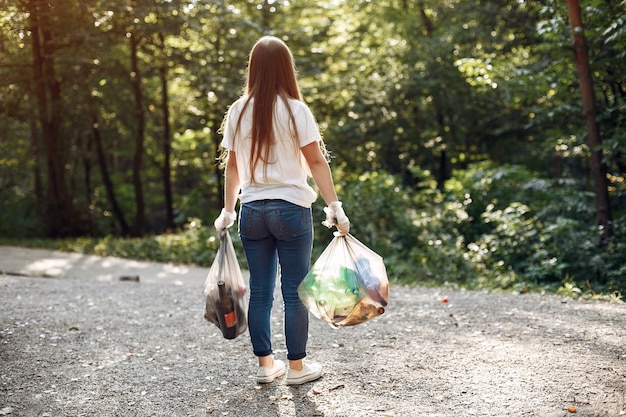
[222,95,321,207]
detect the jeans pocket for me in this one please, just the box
[274,205,310,239]
[240,204,267,239]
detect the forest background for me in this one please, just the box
[0,0,624,298]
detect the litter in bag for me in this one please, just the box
[298,234,389,328]
[203,230,248,339]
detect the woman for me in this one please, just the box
[214,36,350,385]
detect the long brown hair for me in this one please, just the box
[227,36,303,183]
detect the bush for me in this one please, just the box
[310,164,624,296]
[448,161,625,295]
[0,191,43,238]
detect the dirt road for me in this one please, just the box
[1,246,624,416]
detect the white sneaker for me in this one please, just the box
[256,359,286,384]
[286,361,323,385]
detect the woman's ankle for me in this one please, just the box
[258,355,273,368]
[289,359,303,371]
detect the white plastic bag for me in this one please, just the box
[203,230,247,339]
[298,234,389,328]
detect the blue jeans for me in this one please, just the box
[239,200,313,361]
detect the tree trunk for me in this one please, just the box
[29,101,43,210]
[29,0,78,236]
[261,0,272,31]
[565,0,613,243]
[159,33,175,231]
[418,2,449,190]
[79,132,94,234]
[90,107,131,236]
[130,31,146,236]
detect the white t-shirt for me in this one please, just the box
[221,96,321,208]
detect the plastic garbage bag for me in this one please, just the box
[298,234,389,328]
[203,230,247,339]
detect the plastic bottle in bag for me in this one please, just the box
[354,257,387,306]
[303,267,360,320]
[216,280,238,339]
[327,267,361,318]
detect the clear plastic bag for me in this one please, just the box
[203,230,248,339]
[298,234,389,328]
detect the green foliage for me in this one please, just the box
[319,170,477,288]
[313,163,625,296]
[79,219,220,266]
[0,111,43,237]
[0,0,624,298]
[448,162,626,295]
[0,193,44,238]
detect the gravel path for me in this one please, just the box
[1,247,625,417]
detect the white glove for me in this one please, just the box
[322,201,350,236]
[214,208,236,232]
